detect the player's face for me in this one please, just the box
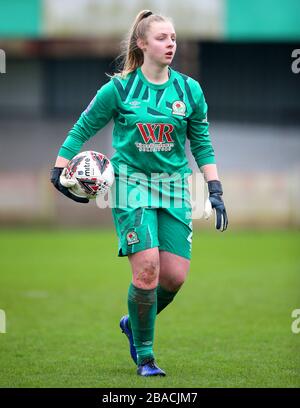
[143,21,177,66]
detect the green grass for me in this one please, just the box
[0,229,299,388]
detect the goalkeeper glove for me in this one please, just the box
[50,167,89,204]
[204,180,228,231]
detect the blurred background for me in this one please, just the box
[0,0,300,389]
[0,0,299,228]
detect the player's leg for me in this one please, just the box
[127,247,159,365]
[113,206,165,375]
[157,207,192,314]
[129,247,160,289]
[127,243,165,375]
[157,250,190,314]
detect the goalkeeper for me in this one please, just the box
[51,10,228,377]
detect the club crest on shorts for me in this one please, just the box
[126,231,139,245]
[172,100,186,116]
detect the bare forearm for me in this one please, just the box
[54,156,70,168]
[200,163,219,182]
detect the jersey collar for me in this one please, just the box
[136,66,173,90]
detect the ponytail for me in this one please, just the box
[112,10,169,78]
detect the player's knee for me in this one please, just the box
[160,270,187,292]
[134,259,159,289]
[168,278,185,292]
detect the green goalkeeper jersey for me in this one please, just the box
[58,66,215,178]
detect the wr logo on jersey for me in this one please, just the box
[136,123,174,143]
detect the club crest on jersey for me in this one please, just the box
[126,231,139,245]
[172,101,186,116]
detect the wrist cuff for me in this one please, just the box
[208,180,223,195]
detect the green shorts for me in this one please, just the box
[112,206,193,260]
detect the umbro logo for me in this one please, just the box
[129,101,141,108]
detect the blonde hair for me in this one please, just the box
[112,10,172,78]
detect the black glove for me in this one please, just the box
[206,180,228,231]
[50,167,89,204]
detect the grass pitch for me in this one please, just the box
[0,229,299,388]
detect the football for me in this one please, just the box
[64,151,114,199]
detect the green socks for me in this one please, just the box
[127,283,157,365]
[127,283,178,364]
[156,284,178,315]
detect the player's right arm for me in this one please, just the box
[50,80,117,203]
[54,156,69,167]
[57,80,117,161]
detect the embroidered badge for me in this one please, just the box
[172,101,186,116]
[126,231,140,245]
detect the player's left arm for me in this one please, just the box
[187,80,228,231]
